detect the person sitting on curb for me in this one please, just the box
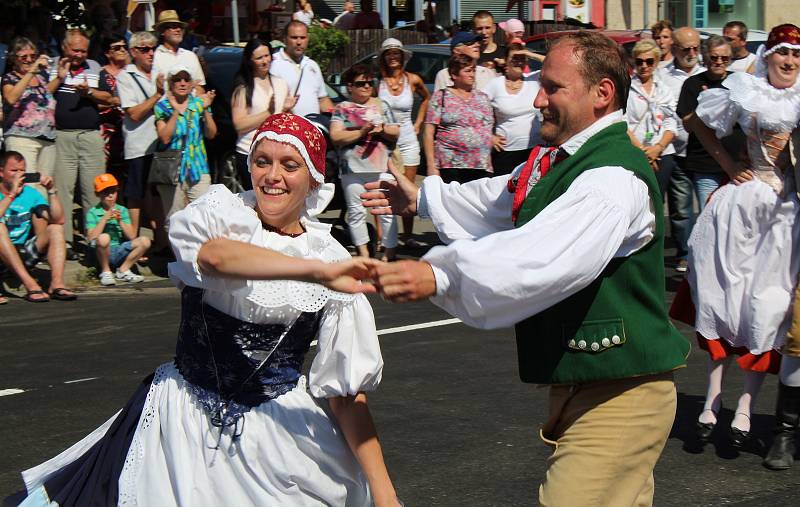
[85,173,151,286]
[0,151,77,302]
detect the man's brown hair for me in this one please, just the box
[447,53,475,77]
[551,31,630,111]
[650,19,673,39]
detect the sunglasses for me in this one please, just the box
[509,56,527,65]
[162,24,184,31]
[775,47,800,58]
[170,76,192,83]
[350,80,373,88]
[678,45,699,53]
[16,53,37,62]
[708,55,731,63]
[133,46,156,53]
[109,44,128,52]
[635,57,656,66]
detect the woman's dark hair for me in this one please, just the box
[447,53,475,78]
[504,41,525,60]
[102,33,126,52]
[233,38,272,109]
[342,63,374,85]
[378,47,405,76]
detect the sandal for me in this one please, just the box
[49,287,77,301]
[24,290,50,303]
[0,295,8,305]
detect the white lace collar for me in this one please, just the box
[724,71,800,132]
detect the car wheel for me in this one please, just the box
[215,150,244,193]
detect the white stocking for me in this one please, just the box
[731,370,766,432]
[699,357,732,424]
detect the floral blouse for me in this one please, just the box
[2,70,56,140]
[425,88,493,171]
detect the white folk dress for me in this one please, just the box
[20,185,383,507]
[688,71,800,355]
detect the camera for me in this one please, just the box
[22,173,41,184]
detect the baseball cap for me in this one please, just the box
[94,173,119,193]
[450,31,482,50]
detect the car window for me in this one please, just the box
[405,52,448,84]
[526,39,549,54]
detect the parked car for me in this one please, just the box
[201,46,346,193]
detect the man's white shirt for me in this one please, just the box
[270,50,328,117]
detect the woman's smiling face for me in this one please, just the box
[250,138,313,228]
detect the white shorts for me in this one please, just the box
[397,140,421,167]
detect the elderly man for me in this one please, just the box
[115,31,162,243]
[152,10,205,94]
[362,32,688,505]
[270,21,334,116]
[0,152,76,302]
[49,28,113,249]
[658,26,705,273]
[724,21,757,73]
[433,31,495,91]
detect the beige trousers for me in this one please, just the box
[785,279,800,357]
[54,129,105,242]
[538,372,676,507]
[157,174,212,222]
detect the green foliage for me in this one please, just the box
[306,26,350,72]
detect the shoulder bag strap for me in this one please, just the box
[128,71,149,99]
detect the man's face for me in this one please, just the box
[344,1,354,12]
[131,42,156,69]
[672,30,700,69]
[285,24,309,60]
[533,43,597,146]
[723,26,746,53]
[63,35,89,66]
[655,29,673,53]
[453,40,481,60]
[473,17,495,45]
[161,23,184,46]
[706,44,732,79]
[0,157,26,192]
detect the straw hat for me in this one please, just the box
[155,10,188,32]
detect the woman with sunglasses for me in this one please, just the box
[624,39,677,197]
[97,34,129,183]
[1,37,60,184]
[153,64,217,220]
[232,38,293,191]
[671,25,800,456]
[484,42,542,176]
[377,38,429,248]
[330,63,400,261]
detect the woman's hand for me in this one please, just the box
[282,94,298,112]
[492,134,507,152]
[642,144,663,163]
[732,167,755,185]
[317,258,383,294]
[57,57,70,80]
[200,89,216,108]
[34,55,50,73]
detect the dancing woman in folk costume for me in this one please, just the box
[673,24,800,449]
[19,113,402,506]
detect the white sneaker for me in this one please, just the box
[115,270,144,283]
[99,271,116,286]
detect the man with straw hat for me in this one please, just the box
[152,9,206,94]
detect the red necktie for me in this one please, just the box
[509,146,565,222]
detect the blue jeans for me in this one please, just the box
[691,171,726,212]
[668,157,694,260]
[655,155,677,201]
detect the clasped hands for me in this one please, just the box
[318,161,437,303]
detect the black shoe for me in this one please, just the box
[695,408,718,442]
[65,243,78,261]
[763,383,800,470]
[730,426,750,449]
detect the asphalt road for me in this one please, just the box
[2,271,800,506]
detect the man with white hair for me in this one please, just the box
[115,31,162,240]
[433,32,496,91]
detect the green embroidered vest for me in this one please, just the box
[514,122,689,384]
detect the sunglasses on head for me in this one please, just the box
[709,55,731,63]
[350,80,373,88]
[134,46,156,53]
[635,57,655,66]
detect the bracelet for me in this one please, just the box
[47,190,58,195]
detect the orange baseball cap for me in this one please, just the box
[94,173,119,193]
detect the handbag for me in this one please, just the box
[148,116,190,186]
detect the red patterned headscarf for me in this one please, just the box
[764,24,800,57]
[247,113,327,184]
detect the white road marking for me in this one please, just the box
[63,377,100,384]
[0,388,26,397]
[310,317,462,347]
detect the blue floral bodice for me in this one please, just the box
[174,287,322,427]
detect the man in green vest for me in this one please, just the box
[361,31,689,505]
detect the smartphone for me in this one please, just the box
[23,173,41,184]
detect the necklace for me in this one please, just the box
[384,73,404,93]
[262,221,306,237]
[506,79,523,91]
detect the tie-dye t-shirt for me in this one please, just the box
[331,98,396,174]
[154,95,210,184]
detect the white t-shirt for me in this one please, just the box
[115,64,159,159]
[728,52,757,73]
[270,50,328,117]
[234,76,290,154]
[152,45,206,87]
[482,74,542,151]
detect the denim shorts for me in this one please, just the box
[109,241,134,267]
